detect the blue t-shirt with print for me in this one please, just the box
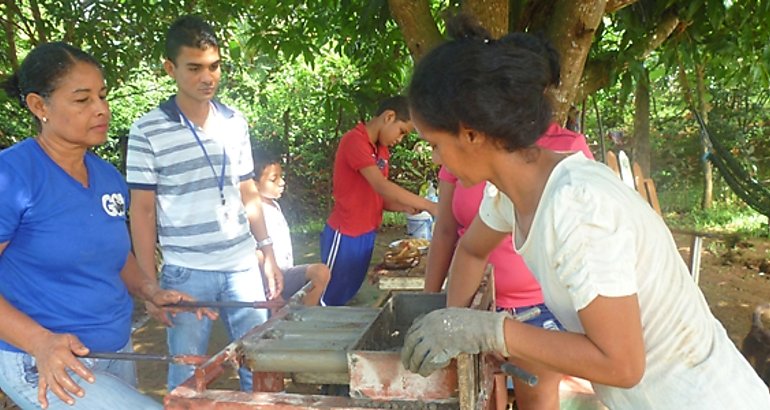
[0,139,133,352]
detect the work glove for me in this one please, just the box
[400,307,510,377]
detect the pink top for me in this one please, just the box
[439,124,594,308]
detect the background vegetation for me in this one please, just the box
[1,0,769,235]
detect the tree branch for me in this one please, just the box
[462,0,508,39]
[576,10,682,101]
[4,0,37,43]
[631,10,681,61]
[2,0,18,70]
[605,0,638,13]
[29,0,47,43]
[388,0,443,61]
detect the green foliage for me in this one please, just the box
[97,64,176,171]
[664,197,769,238]
[225,47,366,225]
[3,0,770,235]
[0,97,33,148]
[390,135,437,194]
[382,211,408,228]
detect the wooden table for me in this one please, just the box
[369,253,427,292]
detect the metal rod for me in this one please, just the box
[501,362,539,387]
[171,299,285,310]
[86,352,172,362]
[498,306,542,386]
[512,306,541,323]
[85,352,209,366]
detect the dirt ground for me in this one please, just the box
[2,225,770,408]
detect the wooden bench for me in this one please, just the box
[605,150,703,283]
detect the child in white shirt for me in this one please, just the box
[254,151,330,305]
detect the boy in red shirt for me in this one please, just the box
[321,96,437,306]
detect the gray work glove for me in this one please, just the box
[400,307,510,377]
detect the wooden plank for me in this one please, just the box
[457,354,477,410]
[605,150,620,176]
[378,276,425,290]
[632,162,646,196]
[643,178,662,215]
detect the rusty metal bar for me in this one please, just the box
[85,352,208,366]
[165,388,459,409]
[252,372,284,393]
[172,299,286,310]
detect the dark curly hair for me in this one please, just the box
[1,42,102,126]
[408,14,560,152]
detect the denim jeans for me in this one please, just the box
[496,303,563,331]
[160,264,267,391]
[0,339,160,410]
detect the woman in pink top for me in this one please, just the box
[423,31,595,410]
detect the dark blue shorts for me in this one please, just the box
[319,225,376,306]
[281,265,310,300]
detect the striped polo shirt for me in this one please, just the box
[126,96,258,271]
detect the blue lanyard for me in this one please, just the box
[178,107,227,205]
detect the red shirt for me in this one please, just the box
[327,123,390,236]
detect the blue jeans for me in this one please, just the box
[160,264,267,392]
[497,303,563,331]
[0,340,160,410]
[497,303,562,390]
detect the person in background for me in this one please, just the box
[320,96,437,306]
[126,15,281,391]
[402,14,770,409]
[0,42,210,410]
[253,147,330,305]
[423,32,594,410]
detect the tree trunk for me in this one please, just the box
[29,0,47,43]
[388,0,443,61]
[632,66,651,177]
[462,0,509,39]
[676,49,713,211]
[676,50,694,107]
[2,0,19,71]
[545,0,607,125]
[695,62,713,209]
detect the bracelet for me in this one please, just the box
[256,236,273,249]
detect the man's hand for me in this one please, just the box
[28,332,93,409]
[400,308,510,377]
[145,289,218,326]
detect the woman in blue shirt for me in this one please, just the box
[0,42,212,410]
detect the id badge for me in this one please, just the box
[216,204,240,237]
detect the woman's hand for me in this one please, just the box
[28,332,93,409]
[401,308,510,377]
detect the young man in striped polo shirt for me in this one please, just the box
[126,15,282,392]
